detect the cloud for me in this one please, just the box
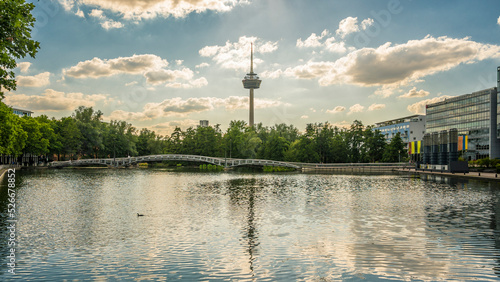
[89,8,124,29]
[64,54,168,78]
[4,89,112,111]
[284,36,500,96]
[296,30,347,53]
[75,9,85,18]
[348,104,364,114]
[16,72,51,87]
[63,54,204,87]
[144,68,194,85]
[58,0,247,23]
[326,106,346,114]
[108,96,287,121]
[195,63,210,68]
[165,77,208,88]
[407,96,453,114]
[297,29,329,48]
[399,87,430,98]
[17,62,31,73]
[199,36,278,71]
[361,18,374,30]
[336,17,359,38]
[368,103,385,111]
[498,16,500,25]
[150,119,199,135]
[301,115,309,119]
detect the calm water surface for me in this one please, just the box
[1,168,500,281]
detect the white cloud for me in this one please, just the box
[301,115,309,119]
[336,17,359,38]
[199,36,278,71]
[261,69,283,79]
[5,89,112,111]
[108,96,286,121]
[89,9,104,18]
[101,19,124,30]
[348,104,364,114]
[165,77,208,88]
[195,63,210,68]
[16,72,51,87]
[407,96,453,114]
[58,0,247,23]
[297,29,329,48]
[368,103,386,111]
[150,119,199,136]
[284,36,500,96]
[361,18,374,30]
[64,54,206,87]
[296,30,347,54]
[144,68,194,85]
[498,16,500,25]
[17,62,31,73]
[326,106,346,114]
[64,54,168,78]
[75,9,85,18]
[399,87,430,98]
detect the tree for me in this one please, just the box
[362,128,386,163]
[73,106,104,158]
[19,116,49,155]
[383,132,406,162]
[0,101,26,156]
[0,0,40,99]
[55,117,82,160]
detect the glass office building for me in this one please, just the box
[426,87,499,160]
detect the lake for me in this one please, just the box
[1,168,500,281]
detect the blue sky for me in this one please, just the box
[5,0,500,135]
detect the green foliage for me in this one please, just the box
[0,101,26,155]
[262,166,295,172]
[0,0,40,99]
[199,163,224,171]
[382,132,406,162]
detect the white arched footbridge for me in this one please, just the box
[49,154,302,169]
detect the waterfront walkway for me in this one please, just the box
[397,168,500,182]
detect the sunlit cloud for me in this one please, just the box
[326,106,346,114]
[199,36,278,71]
[58,0,248,23]
[17,72,51,87]
[108,96,287,121]
[407,96,453,114]
[17,62,31,73]
[284,36,500,96]
[368,103,385,111]
[348,103,364,114]
[4,89,113,111]
[399,87,430,98]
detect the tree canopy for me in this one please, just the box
[0,0,40,99]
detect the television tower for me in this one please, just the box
[242,43,261,127]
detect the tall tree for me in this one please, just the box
[0,0,40,99]
[0,101,26,156]
[383,132,406,162]
[73,106,104,158]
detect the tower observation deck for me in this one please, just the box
[242,43,261,127]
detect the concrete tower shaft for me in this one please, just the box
[242,43,262,127]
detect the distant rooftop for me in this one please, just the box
[375,114,423,127]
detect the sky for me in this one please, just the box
[5,0,500,135]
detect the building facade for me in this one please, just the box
[425,87,499,160]
[374,115,426,144]
[11,106,33,117]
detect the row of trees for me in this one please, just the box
[0,103,407,164]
